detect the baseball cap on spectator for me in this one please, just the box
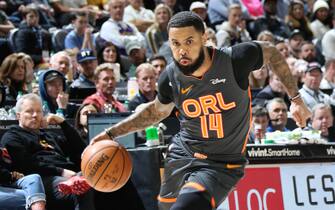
[313,0,329,14]
[305,62,322,73]
[77,49,96,63]
[44,70,64,83]
[125,40,142,55]
[190,1,206,11]
[289,29,304,39]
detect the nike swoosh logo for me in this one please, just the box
[181,85,193,94]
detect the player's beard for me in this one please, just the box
[174,48,205,76]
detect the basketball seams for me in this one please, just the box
[93,146,122,188]
[82,146,117,177]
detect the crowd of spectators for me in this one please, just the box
[0,0,335,209]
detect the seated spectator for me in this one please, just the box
[96,39,131,80]
[100,0,145,55]
[49,0,93,27]
[49,51,72,84]
[299,62,335,111]
[266,97,290,132]
[64,12,94,51]
[275,40,290,59]
[0,53,28,102]
[149,55,167,77]
[216,4,251,48]
[299,41,317,62]
[208,0,250,27]
[128,63,157,111]
[74,103,98,143]
[189,1,211,28]
[285,0,313,41]
[309,103,334,141]
[2,94,145,210]
[145,4,172,55]
[71,49,97,88]
[253,71,289,107]
[248,0,290,40]
[0,147,46,210]
[15,6,51,66]
[288,29,305,59]
[256,30,275,43]
[310,0,331,40]
[249,105,269,143]
[83,63,126,112]
[123,0,155,33]
[1,94,95,210]
[125,40,147,77]
[39,69,77,118]
[320,59,335,89]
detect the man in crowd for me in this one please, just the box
[100,0,145,55]
[149,55,167,78]
[249,105,269,143]
[299,62,335,111]
[128,63,157,111]
[310,103,334,141]
[266,98,289,132]
[64,12,94,50]
[71,49,97,88]
[83,63,126,113]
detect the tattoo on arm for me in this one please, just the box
[259,41,299,97]
[106,99,173,138]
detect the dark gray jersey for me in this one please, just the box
[164,48,252,162]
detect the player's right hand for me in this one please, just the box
[90,130,113,145]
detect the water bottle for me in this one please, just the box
[42,101,50,116]
[56,108,65,119]
[145,126,160,147]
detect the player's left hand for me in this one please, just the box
[289,97,311,128]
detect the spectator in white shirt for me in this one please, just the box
[100,0,145,55]
[123,0,155,33]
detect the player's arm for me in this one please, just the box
[90,98,175,144]
[258,41,311,127]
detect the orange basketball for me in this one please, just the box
[81,140,132,192]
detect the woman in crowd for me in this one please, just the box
[96,39,129,80]
[285,0,314,40]
[146,4,172,54]
[310,0,332,40]
[0,53,28,102]
[74,103,98,144]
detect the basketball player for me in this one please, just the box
[91,12,311,210]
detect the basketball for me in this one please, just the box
[81,140,132,192]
